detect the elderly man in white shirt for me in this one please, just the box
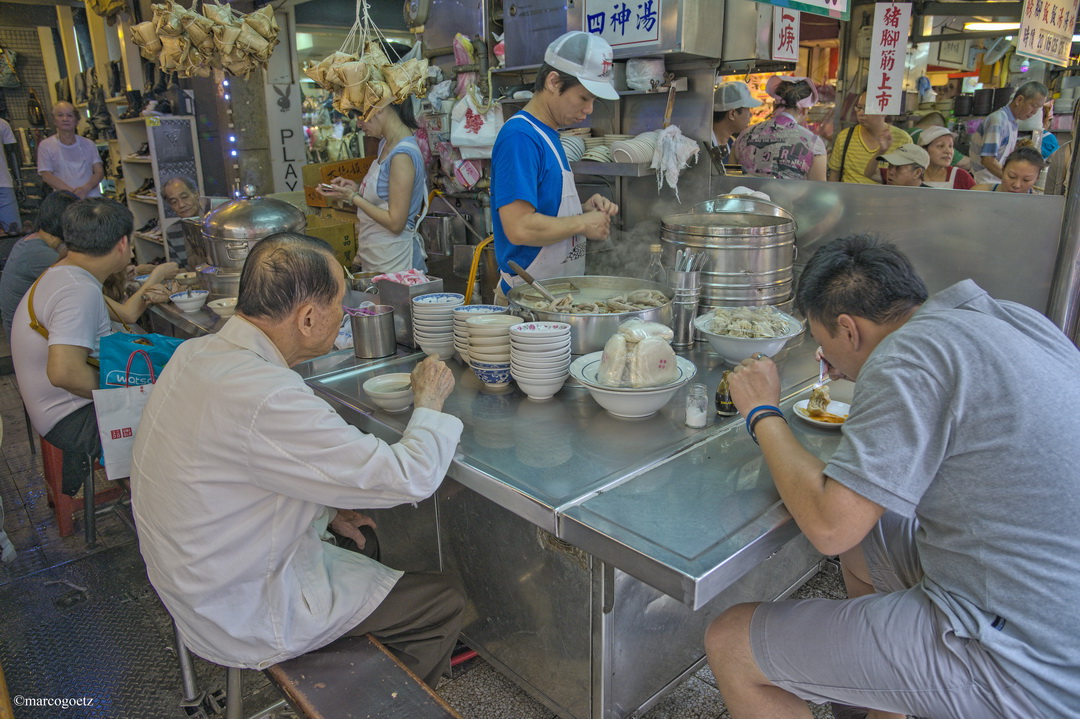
[131,232,465,687]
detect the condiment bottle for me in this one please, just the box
[685,383,708,428]
[641,243,666,285]
[715,370,737,416]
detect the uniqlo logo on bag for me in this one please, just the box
[110,426,134,440]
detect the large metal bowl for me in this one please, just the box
[506,276,673,355]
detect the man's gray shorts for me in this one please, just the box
[748,512,1042,718]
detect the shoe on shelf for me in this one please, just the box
[126,142,150,159]
[133,178,153,195]
[137,217,158,233]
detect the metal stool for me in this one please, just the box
[172,622,285,719]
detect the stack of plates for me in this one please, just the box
[560,135,585,162]
[611,130,659,164]
[466,314,520,389]
[411,293,464,360]
[452,304,507,364]
[580,145,612,162]
[509,321,572,400]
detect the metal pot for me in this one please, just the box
[662,196,797,312]
[199,197,307,269]
[419,212,469,257]
[506,275,673,355]
[196,265,241,300]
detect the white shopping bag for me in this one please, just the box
[92,349,155,481]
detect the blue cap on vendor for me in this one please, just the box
[490,31,621,300]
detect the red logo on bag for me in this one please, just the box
[122,427,133,438]
[464,108,484,134]
[111,429,122,440]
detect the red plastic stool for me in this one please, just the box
[40,437,124,544]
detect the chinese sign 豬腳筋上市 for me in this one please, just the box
[584,0,661,48]
[772,7,801,62]
[1017,0,1079,66]
[866,2,911,115]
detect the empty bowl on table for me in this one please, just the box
[362,373,414,412]
[513,374,569,401]
[692,309,804,363]
[170,290,209,313]
[207,297,238,318]
[135,274,151,284]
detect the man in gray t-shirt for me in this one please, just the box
[705,236,1080,719]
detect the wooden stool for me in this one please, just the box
[40,437,124,546]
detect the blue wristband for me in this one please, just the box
[748,410,786,444]
[745,404,783,434]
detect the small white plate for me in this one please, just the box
[793,399,850,428]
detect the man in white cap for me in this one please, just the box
[875,143,930,187]
[708,81,762,175]
[491,31,620,300]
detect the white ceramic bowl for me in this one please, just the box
[207,297,237,318]
[511,355,571,371]
[362,373,414,412]
[692,308,804,363]
[509,333,573,346]
[170,290,209,313]
[469,349,511,363]
[511,343,574,360]
[419,343,456,361]
[466,314,520,331]
[510,363,570,379]
[412,292,465,307]
[514,374,568,401]
[452,304,507,317]
[577,381,685,419]
[413,329,454,341]
[509,321,572,338]
[469,335,512,348]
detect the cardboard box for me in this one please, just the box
[304,213,358,268]
[302,157,374,207]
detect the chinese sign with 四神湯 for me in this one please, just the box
[584,0,661,48]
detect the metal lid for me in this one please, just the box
[201,197,307,240]
[661,212,794,236]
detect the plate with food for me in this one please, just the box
[793,385,849,428]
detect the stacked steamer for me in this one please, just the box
[466,314,520,389]
[509,321,572,400]
[411,293,463,359]
[660,196,797,316]
[452,304,507,363]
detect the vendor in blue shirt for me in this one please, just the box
[491,31,620,298]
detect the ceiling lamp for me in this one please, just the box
[963,21,1021,31]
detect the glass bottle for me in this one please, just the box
[641,243,666,285]
[715,370,737,417]
[685,383,708,428]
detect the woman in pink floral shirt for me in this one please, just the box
[732,76,827,181]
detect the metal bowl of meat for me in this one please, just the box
[506,276,673,355]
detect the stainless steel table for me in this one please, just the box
[298,336,853,719]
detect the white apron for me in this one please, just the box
[354,149,429,273]
[499,114,586,292]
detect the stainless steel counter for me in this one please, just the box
[301,338,844,718]
[147,301,226,338]
[302,335,841,611]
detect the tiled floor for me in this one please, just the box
[0,361,846,718]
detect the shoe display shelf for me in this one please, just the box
[114,110,204,266]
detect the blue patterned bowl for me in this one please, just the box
[470,360,512,388]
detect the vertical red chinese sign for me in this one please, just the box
[866,2,912,115]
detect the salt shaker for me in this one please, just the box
[685,383,708,428]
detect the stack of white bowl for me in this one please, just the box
[452,304,507,363]
[411,292,464,359]
[611,130,660,164]
[466,314,520,389]
[508,321,572,400]
[560,134,585,162]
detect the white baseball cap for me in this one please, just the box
[917,126,956,146]
[877,143,930,169]
[544,31,619,101]
[714,81,764,112]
